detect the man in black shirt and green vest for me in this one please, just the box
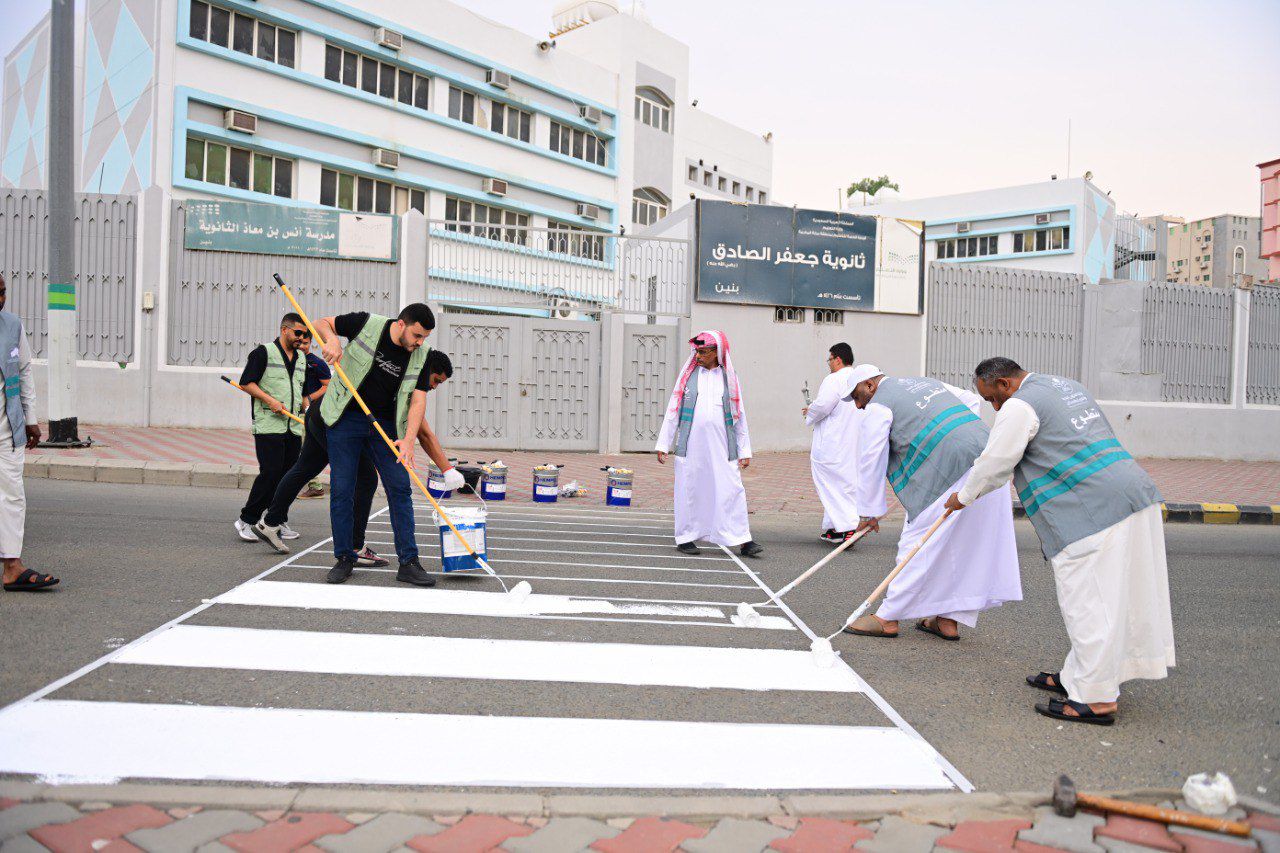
[315,303,464,586]
[234,313,309,542]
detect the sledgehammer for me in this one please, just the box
[1052,774,1252,837]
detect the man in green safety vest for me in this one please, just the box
[234,313,310,543]
[314,303,464,586]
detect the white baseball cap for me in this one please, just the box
[843,364,883,400]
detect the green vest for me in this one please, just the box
[251,343,304,436]
[319,313,429,437]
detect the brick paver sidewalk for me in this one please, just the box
[41,424,1280,512]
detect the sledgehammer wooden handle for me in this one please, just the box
[1079,794,1251,837]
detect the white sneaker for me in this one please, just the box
[234,519,258,542]
[278,523,301,540]
[252,520,290,554]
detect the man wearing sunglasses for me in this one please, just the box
[233,313,309,542]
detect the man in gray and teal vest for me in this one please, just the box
[314,304,464,587]
[845,365,1022,642]
[946,357,1174,726]
[234,313,309,544]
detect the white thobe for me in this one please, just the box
[0,331,36,559]
[807,366,862,532]
[959,394,1174,703]
[855,383,1021,626]
[656,367,752,547]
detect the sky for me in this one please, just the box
[2,0,1277,221]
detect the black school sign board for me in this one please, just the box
[695,199,877,311]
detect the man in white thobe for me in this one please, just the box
[945,357,1173,725]
[0,273,58,593]
[845,365,1021,641]
[656,330,762,558]
[805,342,862,544]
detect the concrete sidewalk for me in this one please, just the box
[25,423,1280,520]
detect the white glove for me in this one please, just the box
[441,467,466,491]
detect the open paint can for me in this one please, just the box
[605,468,633,507]
[532,465,560,503]
[426,462,452,499]
[480,462,507,501]
[433,506,487,573]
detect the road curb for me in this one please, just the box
[1011,499,1279,525]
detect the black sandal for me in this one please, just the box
[915,618,960,641]
[3,568,60,592]
[1026,671,1068,696]
[1035,696,1115,726]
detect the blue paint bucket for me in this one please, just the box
[426,462,452,500]
[480,463,507,501]
[605,468,633,507]
[532,466,560,503]
[433,506,487,573]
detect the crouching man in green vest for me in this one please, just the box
[314,304,464,586]
[234,313,309,543]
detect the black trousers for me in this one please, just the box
[263,408,379,550]
[240,432,302,524]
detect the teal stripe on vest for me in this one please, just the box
[887,405,969,486]
[1017,438,1123,504]
[1024,450,1133,516]
[889,411,981,490]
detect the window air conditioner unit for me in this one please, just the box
[375,27,403,50]
[576,203,600,220]
[372,148,400,169]
[956,222,971,233]
[578,104,602,123]
[1035,213,1051,225]
[482,177,508,196]
[223,109,257,134]
[550,297,582,321]
[485,69,511,90]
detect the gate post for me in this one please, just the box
[599,309,625,454]
[1230,285,1249,409]
[401,208,427,305]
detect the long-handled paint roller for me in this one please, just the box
[221,375,305,425]
[810,509,955,667]
[734,527,872,627]
[270,273,528,601]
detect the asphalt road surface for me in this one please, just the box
[1,479,1276,797]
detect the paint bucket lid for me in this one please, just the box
[433,507,487,526]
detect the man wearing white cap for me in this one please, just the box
[844,366,1021,641]
[655,330,763,558]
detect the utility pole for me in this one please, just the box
[45,0,86,446]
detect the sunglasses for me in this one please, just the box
[289,329,312,339]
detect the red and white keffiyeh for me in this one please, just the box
[663,329,745,422]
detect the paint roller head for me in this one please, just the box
[810,637,838,668]
[735,602,763,628]
[508,580,532,602]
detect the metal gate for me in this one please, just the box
[431,314,600,451]
[620,323,680,451]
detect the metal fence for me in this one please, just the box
[0,188,136,362]
[1112,213,1158,282]
[925,262,1085,386]
[1247,283,1280,405]
[166,200,400,367]
[1140,283,1234,404]
[424,221,689,316]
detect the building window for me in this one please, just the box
[745,187,755,202]
[717,176,727,192]
[732,181,740,196]
[320,167,423,214]
[448,86,476,124]
[813,309,843,325]
[491,102,532,143]
[1013,226,1070,253]
[444,197,529,245]
[185,136,292,197]
[687,165,698,182]
[774,306,805,323]
[937,234,998,259]
[758,191,767,204]
[549,121,607,166]
[190,2,295,67]
[634,87,672,132]
[1234,246,1246,275]
[324,44,427,108]
[548,220,605,261]
[632,187,669,227]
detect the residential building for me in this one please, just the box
[1165,214,1265,287]
[1259,157,1280,283]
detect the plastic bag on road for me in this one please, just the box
[1182,771,1238,815]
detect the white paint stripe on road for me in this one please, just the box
[0,700,952,790]
[117,625,863,692]
[397,543,734,563]
[371,520,676,540]
[412,504,675,519]
[413,516,672,532]
[356,548,743,577]
[286,567,771,595]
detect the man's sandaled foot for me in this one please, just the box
[739,540,763,558]
[1035,696,1115,726]
[915,617,960,641]
[1026,671,1068,695]
[842,613,898,637]
[3,568,59,591]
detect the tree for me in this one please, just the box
[846,175,900,206]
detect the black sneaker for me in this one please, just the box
[676,541,701,555]
[396,558,436,587]
[739,540,764,558]
[820,529,842,544]
[327,556,356,584]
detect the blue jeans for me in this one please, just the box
[327,409,417,564]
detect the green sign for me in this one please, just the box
[184,200,399,262]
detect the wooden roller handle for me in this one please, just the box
[1078,793,1252,837]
